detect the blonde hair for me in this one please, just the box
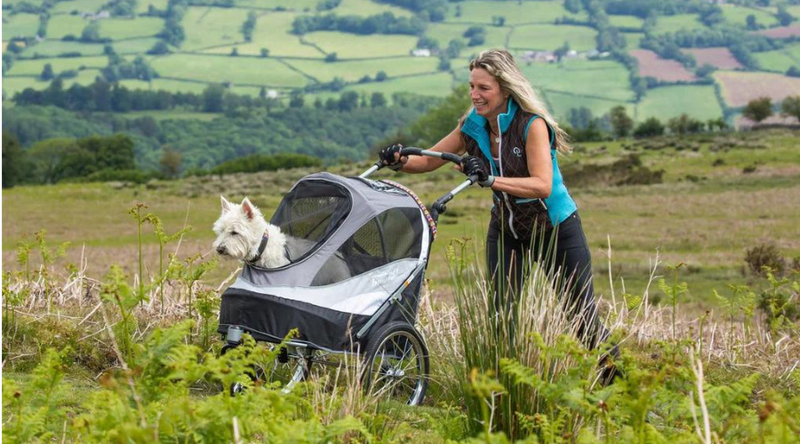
[469,49,572,154]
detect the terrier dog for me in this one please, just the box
[213,196,351,285]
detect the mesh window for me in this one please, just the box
[313,207,423,285]
[270,179,351,262]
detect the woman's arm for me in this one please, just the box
[398,125,466,173]
[487,118,553,198]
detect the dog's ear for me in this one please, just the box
[241,197,258,220]
[220,196,233,213]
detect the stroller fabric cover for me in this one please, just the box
[219,172,433,351]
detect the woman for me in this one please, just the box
[380,49,612,354]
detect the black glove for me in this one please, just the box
[461,155,494,187]
[379,144,404,171]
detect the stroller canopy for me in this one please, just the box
[227,172,433,318]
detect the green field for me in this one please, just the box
[302,31,419,59]
[2,68,101,96]
[608,14,644,29]
[45,14,90,39]
[236,0,318,9]
[753,43,800,73]
[149,54,309,87]
[112,37,162,54]
[2,12,40,40]
[97,17,164,40]
[50,0,106,14]
[4,55,107,76]
[444,0,587,25]
[426,22,510,50]
[181,6,250,51]
[19,40,106,57]
[509,24,598,51]
[519,59,634,102]
[340,71,455,99]
[135,0,169,14]
[201,11,325,58]
[283,57,439,83]
[118,78,217,94]
[636,85,723,122]
[720,5,779,28]
[333,0,413,18]
[123,109,221,121]
[651,13,705,34]
[622,31,645,49]
[542,90,633,122]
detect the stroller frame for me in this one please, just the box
[220,148,478,405]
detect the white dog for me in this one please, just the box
[213,196,350,285]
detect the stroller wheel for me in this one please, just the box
[221,343,311,396]
[362,321,429,406]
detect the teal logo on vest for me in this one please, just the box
[512,147,522,157]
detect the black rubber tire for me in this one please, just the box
[361,321,429,406]
[221,343,311,396]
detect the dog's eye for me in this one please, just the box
[230,231,238,236]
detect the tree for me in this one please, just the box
[781,96,800,123]
[564,0,580,14]
[667,114,705,134]
[242,11,257,42]
[777,5,794,27]
[148,41,171,55]
[746,14,759,30]
[633,117,665,138]
[338,91,359,111]
[80,21,101,42]
[786,66,800,78]
[40,63,54,80]
[609,106,633,138]
[406,83,471,146]
[230,47,239,56]
[2,132,28,188]
[289,90,304,108]
[742,97,773,124]
[160,146,182,179]
[375,70,388,82]
[260,48,269,57]
[325,52,338,62]
[202,84,226,112]
[370,92,387,108]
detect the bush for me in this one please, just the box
[633,117,665,138]
[744,242,786,277]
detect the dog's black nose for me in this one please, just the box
[216,245,227,255]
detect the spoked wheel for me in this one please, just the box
[362,321,429,406]
[221,343,312,396]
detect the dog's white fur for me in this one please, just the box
[213,196,290,268]
[213,196,351,285]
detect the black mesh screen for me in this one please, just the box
[270,179,351,262]
[313,207,423,284]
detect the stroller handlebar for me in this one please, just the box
[360,147,464,178]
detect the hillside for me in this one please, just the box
[3,0,800,127]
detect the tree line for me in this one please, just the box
[291,12,426,36]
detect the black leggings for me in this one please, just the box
[486,211,608,349]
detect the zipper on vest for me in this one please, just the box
[496,115,518,240]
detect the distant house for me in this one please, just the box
[81,10,111,20]
[564,49,578,59]
[266,89,279,99]
[520,50,557,63]
[411,49,431,57]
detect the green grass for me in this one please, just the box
[2,12,40,40]
[622,31,645,49]
[123,109,222,121]
[651,13,705,34]
[45,14,90,39]
[51,0,106,14]
[541,90,632,122]
[301,31,419,59]
[608,14,644,29]
[425,22,510,50]
[283,57,439,83]
[117,78,215,94]
[509,24,598,51]
[112,37,162,54]
[340,71,455,99]
[182,6,251,51]
[97,17,163,40]
[753,43,800,73]
[4,55,107,76]
[201,11,324,58]
[236,0,318,9]
[135,0,169,14]
[636,85,723,122]
[333,0,414,18]
[149,54,309,87]
[19,40,106,57]
[444,0,588,25]
[518,59,635,102]
[721,5,779,28]
[1,76,49,97]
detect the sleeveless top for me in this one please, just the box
[460,98,577,240]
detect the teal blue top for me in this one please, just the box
[460,98,577,226]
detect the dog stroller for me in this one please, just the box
[219,149,477,406]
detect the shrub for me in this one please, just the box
[744,242,786,277]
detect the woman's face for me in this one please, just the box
[469,67,507,119]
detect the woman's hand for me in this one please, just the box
[460,155,495,187]
[379,144,407,171]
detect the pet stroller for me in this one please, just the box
[218,149,477,406]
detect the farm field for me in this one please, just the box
[720,5,778,28]
[542,89,633,122]
[149,53,309,87]
[426,22,510,50]
[2,12,39,40]
[117,78,216,94]
[621,31,644,49]
[635,85,723,122]
[181,6,251,51]
[4,55,107,76]
[444,0,587,25]
[630,49,698,82]
[283,57,439,83]
[714,70,800,107]
[200,11,324,58]
[607,14,643,29]
[756,24,800,38]
[51,0,107,14]
[651,13,705,34]
[683,47,743,70]
[336,71,454,99]
[18,40,106,57]
[301,31,419,59]
[97,17,164,40]
[112,36,162,54]
[509,24,598,51]
[753,43,800,73]
[45,14,89,40]
[519,59,634,102]
[333,0,413,18]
